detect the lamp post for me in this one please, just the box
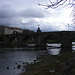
[68,24,69,31]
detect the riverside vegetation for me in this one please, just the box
[20,51,75,75]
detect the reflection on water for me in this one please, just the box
[46,43,61,55]
[72,42,75,51]
[47,43,61,47]
[0,49,46,75]
[47,43,75,55]
[27,44,35,46]
[47,47,61,55]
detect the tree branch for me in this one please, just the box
[38,0,74,9]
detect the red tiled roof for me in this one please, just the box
[6,26,22,30]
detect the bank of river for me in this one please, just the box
[19,43,75,75]
[20,52,75,75]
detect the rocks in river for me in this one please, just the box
[17,64,20,69]
[22,69,24,71]
[13,67,15,69]
[15,62,17,64]
[22,62,25,65]
[6,67,9,70]
[15,61,26,70]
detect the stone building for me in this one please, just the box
[0,25,23,35]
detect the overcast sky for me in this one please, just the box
[0,0,73,31]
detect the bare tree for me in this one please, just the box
[38,0,75,9]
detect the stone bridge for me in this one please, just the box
[0,31,75,49]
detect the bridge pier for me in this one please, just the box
[61,43,72,49]
[61,31,72,52]
[35,41,46,50]
[61,40,72,53]
[35,33,46,50]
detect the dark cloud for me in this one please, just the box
[19,7,45,18]
[0,18,14,27]
[0,6,17,18]
[0,5,45,18]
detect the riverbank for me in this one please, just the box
[20,52,75,75]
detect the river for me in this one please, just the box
[0,43,75,75]
[0,48,47,75]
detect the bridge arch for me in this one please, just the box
[22,35,36,44]
[41,34,61,44]
[8,36,18,44]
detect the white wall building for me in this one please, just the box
[0,25,23,35]
[4,27,23,34]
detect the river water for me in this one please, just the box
[0,43,75,75]
[0,48,47,75]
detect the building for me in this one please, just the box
[4,27,23,34]
[0,25,35,35]
[0,25,23,35]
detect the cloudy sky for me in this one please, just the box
[0,0,73,31]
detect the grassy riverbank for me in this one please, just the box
[20,52,75,75]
